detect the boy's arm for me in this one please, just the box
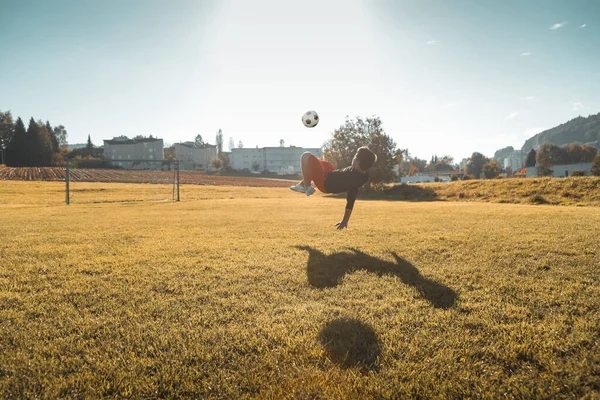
[335,208,353,230]
[336,187,358,230]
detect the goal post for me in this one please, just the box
[65,159,180,204]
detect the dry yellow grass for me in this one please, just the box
[372,176,600,207]
[1,181,599,398]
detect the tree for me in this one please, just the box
[537,165,553,176]
[466,152,489,179]
[482,161,500,179]
[237,141,244,148]
[323,116,400,184]
[591,154,600,176]
[505,166,513,176]
[525,149,537,167]
[409,156,427,173]
[195,134,204,147]
[433,162,455,172]
[44,121,59,154]
[439,155,454,165]
[86,134,94,149]
[53,125,68,149]
[26,118,53,166]
[5,117,25,166]
[580,144,597,163]
[252,161,260,172]
[216,129,223,156]
[0,110,14,165]
[564,143,584,164]
[228,137,234,151]
[210,156,224,170]
[536,143,567,167]
[164,145,175,161]
[280,139,285,147]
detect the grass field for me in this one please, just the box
[1,181,599,398]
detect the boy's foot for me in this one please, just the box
[305,185,316,196]
[290,182,306,193]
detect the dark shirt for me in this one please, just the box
[324,166,369,210]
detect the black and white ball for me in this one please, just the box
[302,110,319,128]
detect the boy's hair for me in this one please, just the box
[356,146,377,170]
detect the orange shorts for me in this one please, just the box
[305,154,335,193]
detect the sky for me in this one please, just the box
[1,0,599,162]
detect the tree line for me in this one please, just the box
[0,110,68,167]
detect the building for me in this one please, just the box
[103,136,164,169]
[503,150,522,172]
[526,162,593,177]
[230,146,323,173]
[174,142,217,170]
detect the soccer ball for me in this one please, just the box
[302,110,319,128]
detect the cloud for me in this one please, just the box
[504,111,519,121]
[441,100,468,109]
[521,52,532,56]
[523,127,545,137]
[580,24,587,28]
[426,40,436,45]
[550,21,567,30]
[572,102,589,111]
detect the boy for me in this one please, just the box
[290,146,377,230]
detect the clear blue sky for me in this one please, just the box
[1,0,598,162]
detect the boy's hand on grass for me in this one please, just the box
[335,220,348,230]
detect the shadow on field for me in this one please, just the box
[325,184,439,202]
[297,246,457,309]
[318,317,381,372]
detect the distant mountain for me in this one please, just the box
[493,146,514,162]
[67,143,87,150]
[521,113,600,155]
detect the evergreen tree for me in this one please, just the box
[6,118,27,166]
[525,149,537,167]
[86,134,94,149]
[27,118,53,166]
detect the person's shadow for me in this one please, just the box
[297,246,457,309]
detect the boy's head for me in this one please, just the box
[353,146,377,171]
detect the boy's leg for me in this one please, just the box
[300,151,313,187]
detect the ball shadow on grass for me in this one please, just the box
[318,317,381,373]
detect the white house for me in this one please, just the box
[174,142,217,170]
[526,162,593,177]
[503,150,522,172]
[229,147,265,172]
[103,136,164,169]
[230,146,323,173]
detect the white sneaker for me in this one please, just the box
[290,182,306,193]
[305,185,316,196]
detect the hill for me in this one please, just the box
[369,177,600,207]
[521,113,600,154]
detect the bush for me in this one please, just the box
[462,174,475,180]
[434,176,442,182]
[450,175,459,181]
[571,170,585,177]
[592,154,600,176]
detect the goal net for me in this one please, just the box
[65,159,180,204]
